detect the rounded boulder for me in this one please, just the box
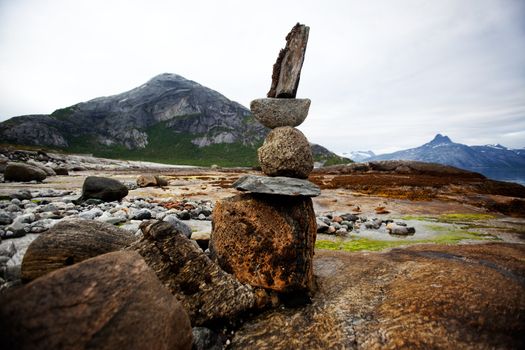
[258,127,313,179]
[4,163,47,182]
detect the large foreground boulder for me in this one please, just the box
[4,162,47,182]
[77,176,128,202]
[128,220,267,326]
[210,193,317,293]
[21,219,135,282]
[0,251,193,350]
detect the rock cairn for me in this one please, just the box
[210,23,320,298]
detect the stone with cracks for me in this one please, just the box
[258,126,313,179]
[210,193,317,293]
[21,219,136,282]
[233,175,320,197]
[0,251,193,350]
[250,98,310,129]
[127,220,270,326]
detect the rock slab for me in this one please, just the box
[0,251,193,350]
[258,126,313,179]
[128,220,265,326]
[21,219,135,282]
[233,174,320,197]
[210,193,317,293]
[250,98,310,129]
[77,176,128,202]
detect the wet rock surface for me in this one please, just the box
[0,251,193,350]
[210,193,317,293]
[231,243,525,349]
[233,174,320,197]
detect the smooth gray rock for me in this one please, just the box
[10,190,32,200]
[250,98,310,129]
[163,214,192,238]
[387,224,416,236]
[0,211,12,225]
[132,208,152,220]
[78,207,103,220]
[6,204,20,213]
[233,175,320,197]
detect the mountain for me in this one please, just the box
[368,134,525,172]
[310,144,352,166]
[344,150,376,162]
[0,73,343,167]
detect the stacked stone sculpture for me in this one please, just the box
[210,23,319,299]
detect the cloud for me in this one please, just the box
[1,0,524,152]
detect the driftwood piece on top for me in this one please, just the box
[267,23,310,98]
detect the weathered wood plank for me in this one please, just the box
[267,23,310,98]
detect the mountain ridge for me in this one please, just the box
[0,73,348,166]
[363,134,525,171]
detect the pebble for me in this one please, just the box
[316,213,413,237]
[132,209,152,220]
[163,214,192,238]
[78,208,103,220]
[10,190,32,200]
[6,204,21,212]
[0,211,12,225]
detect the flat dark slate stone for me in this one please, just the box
[233,175,320,197]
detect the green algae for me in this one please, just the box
[401,213,496,223]
[315,223,494,252]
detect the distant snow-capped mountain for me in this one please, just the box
[344,150,376,162]
[368,134,525,170]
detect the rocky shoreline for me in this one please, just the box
[0,148,524,349]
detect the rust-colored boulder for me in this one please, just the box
[0,251,193,350]
[137,175,168,187]
[128,220,268,326]
[21,219,135,282]
[258,127,313,179]
[210,193,317,293]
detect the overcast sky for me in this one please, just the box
[1,0,524,154]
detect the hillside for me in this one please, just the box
[0,73,344,167]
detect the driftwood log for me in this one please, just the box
[127,220,274,326]
[267,23,310,98]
